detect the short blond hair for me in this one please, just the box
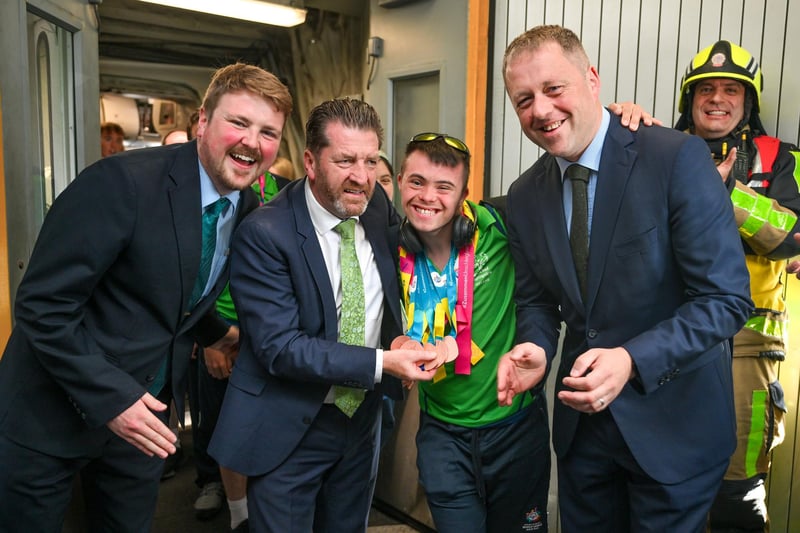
[202,63,293,121]
[503,25,590,83]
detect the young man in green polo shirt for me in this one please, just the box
[396,133,549,532]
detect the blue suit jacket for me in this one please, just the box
[209,179,403,475]
[0,141,257,456]
[506,117,753,484]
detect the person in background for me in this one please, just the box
[101,121,125,157]
[497,25,752,532]
[396,132,550,532]
[268,155,296,180]
[674,40,800,533]
[187,110,200,141]
[0,62,291,532]
[209,97,439,532]
[377,150,395,201]
[163,128,189,145]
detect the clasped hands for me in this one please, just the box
[383,335,458,388]
[497,342,635,413]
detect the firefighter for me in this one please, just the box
[675,40,800,532]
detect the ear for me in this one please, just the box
[196,107,208,138]
[303,149,316,181]
[587,65,601,96]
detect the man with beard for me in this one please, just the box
[0,62,291,532]
[209,98,439,532]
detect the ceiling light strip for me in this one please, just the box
[135,0,307,28]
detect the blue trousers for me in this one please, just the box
[558,410,729,533]
[247,393,382,533]
[416,396,550,533]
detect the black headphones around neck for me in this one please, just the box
[399,214,476,254]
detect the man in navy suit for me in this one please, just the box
[209,98,438,532]
[0,63,292,532]
[496,26,753,532]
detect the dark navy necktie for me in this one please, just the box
[567,164,590,300]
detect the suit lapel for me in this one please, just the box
[167,142,203,312]
[587,120,636,310]
[290,180,340,341]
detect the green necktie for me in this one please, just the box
[567,164,590,300]
[190,197,230,308]
[332,218,366,417]
[148,197,229,396]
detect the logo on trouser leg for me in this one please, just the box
[522,507,544,531]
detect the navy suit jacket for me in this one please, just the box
[0,141,257,456]
[506,117,753,484]
[209,179,403,476]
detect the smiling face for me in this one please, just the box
[504,42,602,161]
[690,79,746,139]
[306,121,380,218]
[196,90,285,195]
[398,150,468,249]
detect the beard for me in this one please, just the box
[316,168,373,218]
[199,142,266,193]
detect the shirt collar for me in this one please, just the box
[198,158,240,210]
[556,107,610,179]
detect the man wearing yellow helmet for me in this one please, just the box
[676,40,800,533]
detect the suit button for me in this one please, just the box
[145,375,155,383]
[302,417,312,425]
[587,329,598,339]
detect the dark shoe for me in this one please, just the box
[160,447,183,481]
[231,519,249,532]
[194,481,225,520]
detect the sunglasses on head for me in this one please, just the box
[411,133,470,155]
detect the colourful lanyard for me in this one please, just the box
[399,202,476,375]
[407,246,457,344]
